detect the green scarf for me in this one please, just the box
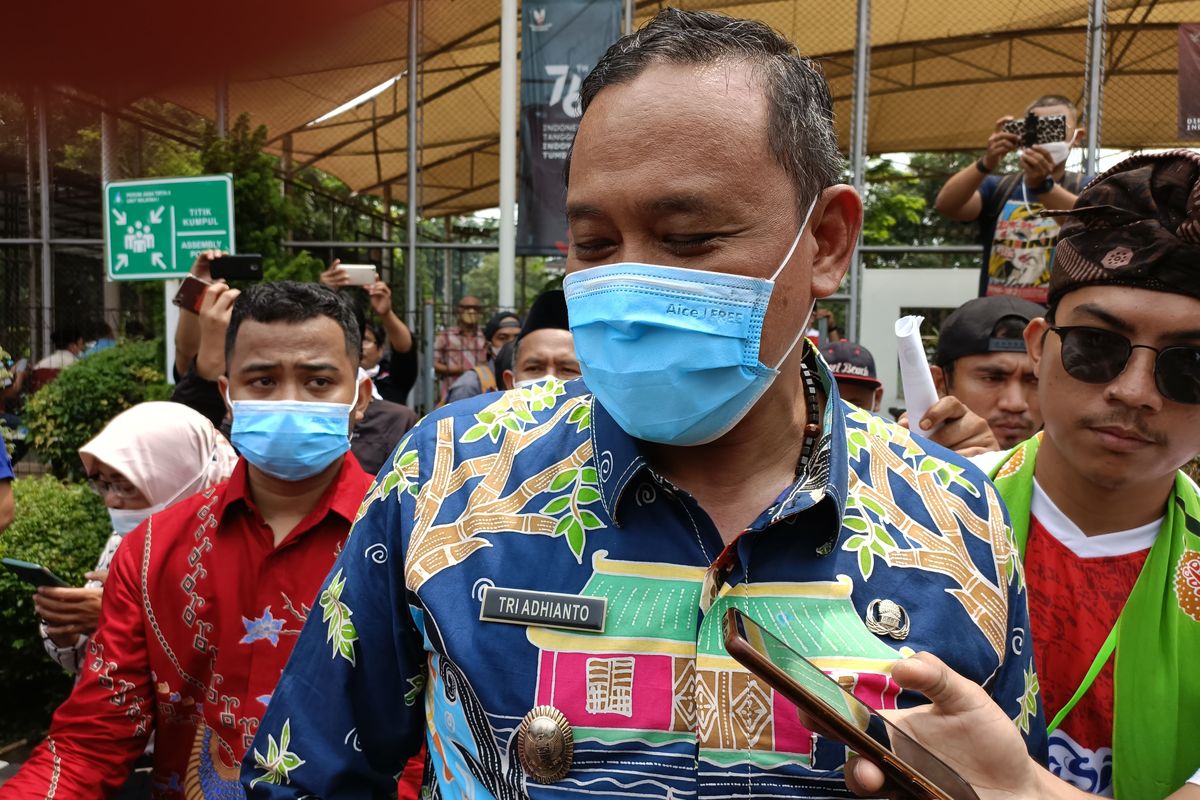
[989,434,1200,798]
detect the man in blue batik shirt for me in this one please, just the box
[245,9,1046,798]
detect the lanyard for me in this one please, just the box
[1046,621,1118,734]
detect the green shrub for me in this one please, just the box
[23,339,172,479]
[0,477,111,738]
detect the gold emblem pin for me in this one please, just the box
[516,705,573,783]
[865,598,910,640]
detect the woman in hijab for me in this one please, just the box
[33,401,237,672]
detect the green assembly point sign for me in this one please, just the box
[104,175,235,280]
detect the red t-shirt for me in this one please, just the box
[3,456,373,799]
[1025,484,1158,796]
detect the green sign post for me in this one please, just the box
[104,175,235,280]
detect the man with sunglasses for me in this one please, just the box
[979,151,1200,798]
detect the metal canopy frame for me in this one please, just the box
[2,0,1122,358]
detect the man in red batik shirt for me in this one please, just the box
[1,281,373,798]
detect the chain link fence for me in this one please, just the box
[1,1,1196,408]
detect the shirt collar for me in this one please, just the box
[591,345,850,528]
[216,453,368,530]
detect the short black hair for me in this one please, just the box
[575,8,841,213]
[51,325,84,350]
[225,281,361,365]
[1026,94,1081,125]
[362,321,385,349]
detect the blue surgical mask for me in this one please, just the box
[563,196,819,446]
[227,384,359,481]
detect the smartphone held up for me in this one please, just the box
[338,264,378,286]
[723,608,979,800]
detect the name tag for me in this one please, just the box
[479,586,606,633]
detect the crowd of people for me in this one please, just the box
[0,7,1197,800]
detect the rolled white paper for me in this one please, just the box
[895,315,940,432]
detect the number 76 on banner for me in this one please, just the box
[545,64,587,118]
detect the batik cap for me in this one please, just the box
[1049,149,1200,305]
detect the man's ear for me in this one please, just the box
[929,365,949,397]
[218,375,232,417]
[1024,317,1050,378]
[351,377,372,427]
[810,185,863,300]
[1072,126,1086,146]
[502,369,515,390]
[871,386,884,413]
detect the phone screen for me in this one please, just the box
[2,557,69,588]
[729,610,979,800]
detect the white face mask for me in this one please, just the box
[1038,128,1080,167]
[108,502,168,536]
[103,457,213,536]
[1040,140,1071,166]
[514,375,553,389]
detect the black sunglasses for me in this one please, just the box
[1050,326,1200,404]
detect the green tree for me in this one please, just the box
[461,254,550,311]
[199,114,323,282]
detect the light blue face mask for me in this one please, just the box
[562,196,819,446]
[227,384,358,481]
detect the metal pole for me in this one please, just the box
[443,216,453,311]
[406,0,420,332]
[423,300,436,412]
[36,88,52,361]
[497,0,518,310]
[624,0,634,35]
[1085,0,1106,176]
[100,111,121,326]
[23,93,39,362]
[215,77,229,137]
[381,183,393,284]
[847,0,870,343]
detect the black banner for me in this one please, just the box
[1180,25,1200,139]
[517,0,622,255]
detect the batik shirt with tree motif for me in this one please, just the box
[245,359,1046,799]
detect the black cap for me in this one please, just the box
[519,289,570,340]
[934,296,1046,366]
[821,341,879,386]
[484,311,522,341]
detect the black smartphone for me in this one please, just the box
[2,557,70,588]
[724,608,980,800]
[172,274,212,314]
[210,254,264,282]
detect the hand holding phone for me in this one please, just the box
[210,254,264,282]
[723,608,980,800]
[3,557,69,588]
[172,274,212,314]
[338,264,379,287]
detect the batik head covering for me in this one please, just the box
[1049,149,1200,305]
[79,401,238,506]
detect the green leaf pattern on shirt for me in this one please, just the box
[250,718,306,788]
[459,379,568,443]
[1014,662,1040,734]
[841,494,898,580]
[320,568,358,666]
[540,465,605,562]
